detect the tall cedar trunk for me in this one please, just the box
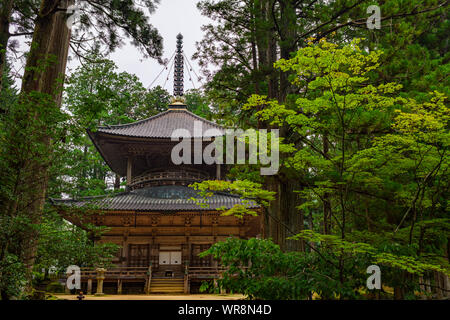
[0,0,13,290]
[80,144,88,192]
[267,31,278,99]
[266,0,278,100]
[12,0,59,291]
[255,0,277,245]
[14,0,72,294]
[278,0,297,101]
[277,0,303,251]
[255,0,268,84]
[250,0,259,95]
[265,176,281,245]
[256,0,305,251]
[0,0,14,91]
[282,178,305,251]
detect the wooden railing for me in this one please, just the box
[131,170,210,186]
[187,267,229,280]
[76,266,244,280]
[79,267,148,279]
[63,266,245,295]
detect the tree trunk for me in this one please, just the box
[0,0,14,91]
[10,0,73,295]
[278,0,298,102]
[264,176,281,245]
[394,286,405,300]
[282,178,304,252]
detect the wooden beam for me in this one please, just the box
[216,163,221,180]
[117,279,122,294]
[87,278,92,295]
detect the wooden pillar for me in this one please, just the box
[123,230,129,267]
[87,278,92,295]
[216,163,221,180]
[117,279,122,294]
[184,264,189,294]
[127,156,133,186]
[219,272,225,294]
[145,265,152,294]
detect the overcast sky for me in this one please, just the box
[106,0,211,92]
[15,0,211,94]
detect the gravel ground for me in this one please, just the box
[55,294,245,300]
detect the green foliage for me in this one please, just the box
[212,38,449,299]
[201,235,449,300]
[0,253,27,299]
[0,62,17,113]
[6,0,163,61]
[200,237,371,300]
[141,85,171,116]
[0,75,68,298]
[184,89,213,119]
[190,180,275,217]
[45,281,65,294]
[34,208,119,273]
[291,230,449,277]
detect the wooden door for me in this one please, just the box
[170,252,182,265]
[159,251,182,265]
[159,252,170,265]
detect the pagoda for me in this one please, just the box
[52,34,262,295]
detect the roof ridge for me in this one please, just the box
[97,110,172,130]
[51,191,131,202]
[97,108,223,132]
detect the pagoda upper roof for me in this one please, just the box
[91,103,223,139]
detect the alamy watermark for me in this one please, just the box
[366,265,381,290]
[171,121,279,175]
[367,5,381,30]
[66,265,81,290]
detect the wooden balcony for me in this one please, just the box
[78,266,222,280]
[130,169,210,189]
[63,266,239,295]
[79,267,148,280]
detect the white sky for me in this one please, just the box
[14,0,211,93]
[105,0,210,92]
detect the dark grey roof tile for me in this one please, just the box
[51,186,258,211]
[95,108,224,139]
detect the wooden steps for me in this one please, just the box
[149,278,184,294]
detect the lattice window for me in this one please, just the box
[150,244,159,267]
[128,244,150,267]
[190,244,212,267]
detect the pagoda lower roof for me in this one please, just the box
[91,106,224,139]
[50,185,258,212]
